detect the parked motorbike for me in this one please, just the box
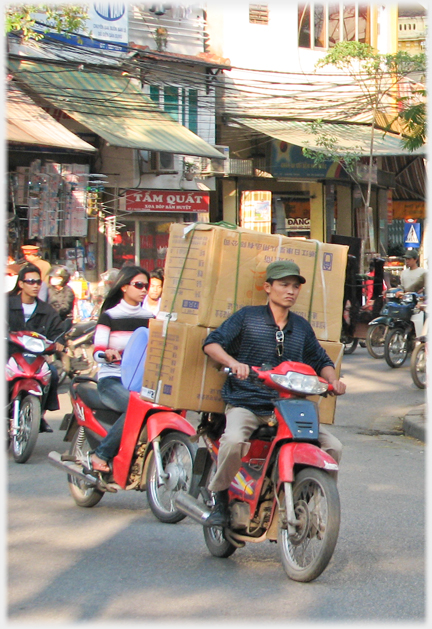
[48,370,199,523]
[175,361,341,583]
[384,293,425,368]
[6,331,59,463]
[410,310,427,389]
[55,318,97,385]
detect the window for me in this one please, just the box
[148,85,198,132]
[249,4,269,24]
[298,2,370,49]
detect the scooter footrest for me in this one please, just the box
[61,453,76,462]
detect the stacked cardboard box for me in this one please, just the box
[142,222,348,423]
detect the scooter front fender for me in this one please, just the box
[368,316,391,327]
[11,379,43,399]
[278,442,339,483]
[146,412,196,442]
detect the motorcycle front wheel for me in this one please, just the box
[146,431,198,524]
[12,395,41,464]
[365,324,386,359]
[384,328,410,368]
[67,428,104,508]
[410,342,426,389]
[278,467,340,583]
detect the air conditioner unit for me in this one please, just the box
[149,151,176,173]
[201,145,230,176]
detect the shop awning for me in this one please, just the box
[8,58,227,160]
[233,117,426,157]
[7,83,96,151]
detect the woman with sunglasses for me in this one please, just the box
[90,266,152,472]
[8,263,66,431]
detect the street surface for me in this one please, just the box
[7,346,426,624]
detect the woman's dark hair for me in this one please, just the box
[8,263,41,296]
[100,265,150,313]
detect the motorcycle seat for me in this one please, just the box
[75,381,114,411]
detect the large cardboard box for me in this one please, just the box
[141,318,343,424]
[306,341,344,425]
[141,319,226,413]
[159,223,348,342]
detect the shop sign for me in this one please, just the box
[286,217,311,231]
[33,3,128,51]
[125,190,210,213]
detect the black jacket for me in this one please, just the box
[47,285,75,320]
[8,295,66,356]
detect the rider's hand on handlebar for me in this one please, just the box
[328,379,346,396]
[104,349,122,363]
[55,342,64,352]
[228,361,250,380]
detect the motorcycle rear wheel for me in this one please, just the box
[384,328,410,368]
[410,342,426,389]
[365,324,386,359]
[67,428,104,508]
[12,395,41,464]
[278,467,340,583]
[146,431,198,523]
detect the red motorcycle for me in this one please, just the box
[48,374,199,523]
[6,331,57,463]
[175,361,341,582]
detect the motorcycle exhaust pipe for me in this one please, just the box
[48,451,98,486]
[174,491,212,525]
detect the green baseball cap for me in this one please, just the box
[265,260,306,283]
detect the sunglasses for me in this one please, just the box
[22,279,42,286]
[276,330,284,357]
[129,281,149,290]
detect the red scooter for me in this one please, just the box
[48,373,198,523]
[175,361,341,582]
[6,331,58,463]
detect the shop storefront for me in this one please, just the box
[109,190,211,271]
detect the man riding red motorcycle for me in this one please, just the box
[201,260,346,527]
[8,263,67,434]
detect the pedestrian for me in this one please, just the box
[47,266,75,321]
[8,263,66,432]
[21,243,51,282]
[89,266,153,472]
[202,260,346,527]
[142,268,164,315]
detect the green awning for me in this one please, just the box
[7,83,96,151]
[233,118,426,157]
[8,58,226,160]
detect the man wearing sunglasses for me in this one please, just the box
[203,260,346,527]
[8,263,67,432]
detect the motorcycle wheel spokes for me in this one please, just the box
[67,428,104,508]
[146,432,198,524]
[385,329,409,368]
[279,468,340,583]
[411,344,426,389]
[366,324,386,359]
[12,395,40,464]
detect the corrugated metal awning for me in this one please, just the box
[7,83,96,151]
[9,58,226,160]
[233,117,426,157]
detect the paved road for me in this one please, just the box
[7,347,426,623]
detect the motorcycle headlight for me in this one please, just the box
[22,335,45,353]
[5,357,21,380]
[37,361,52,385]
[270,372,329,395]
